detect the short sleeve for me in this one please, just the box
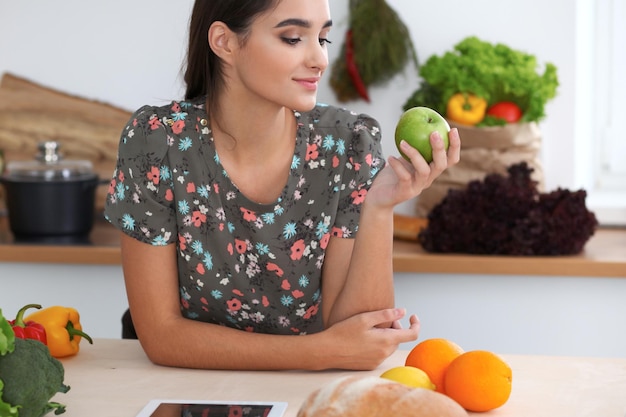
[333,112,385,234]
[103,105,177,245]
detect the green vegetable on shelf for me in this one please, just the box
[330,0,418,102]
[0,309,70,417]
[404,36,559,126]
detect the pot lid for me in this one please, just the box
[3,141,95,181]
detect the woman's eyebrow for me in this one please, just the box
[274,18,333,29]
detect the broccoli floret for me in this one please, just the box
[0,338,70,417]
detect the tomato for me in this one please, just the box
[486,101,523,123]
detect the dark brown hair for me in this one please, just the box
[184,0,279,114]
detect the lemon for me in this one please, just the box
[380,366,436,390]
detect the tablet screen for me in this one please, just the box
[136,400,288,417]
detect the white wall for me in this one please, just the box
[0,0,579,214]
[394,272,626,357]
[0,263,128,339]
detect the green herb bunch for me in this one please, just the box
[330,0,418,102]
[404,36,559,124]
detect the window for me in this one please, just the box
[576,0,626,225]
[594,0,626,187]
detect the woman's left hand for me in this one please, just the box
[367,128,461,209]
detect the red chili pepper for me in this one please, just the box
[345,30,370,102]
[9,303,47,344]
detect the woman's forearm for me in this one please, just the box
[138,315,333,370]
[135,306,417,371]
[326,202,396,325]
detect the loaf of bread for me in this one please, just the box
[296,376,468,417]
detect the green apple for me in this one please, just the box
[394,107,450,163]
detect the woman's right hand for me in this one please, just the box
[318,308,420,370]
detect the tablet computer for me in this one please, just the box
[136,399,288,417]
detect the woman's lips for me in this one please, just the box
[295,77,320,91]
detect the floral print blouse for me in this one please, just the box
[104,97,384,335]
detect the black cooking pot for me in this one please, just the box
[0,141,100,238]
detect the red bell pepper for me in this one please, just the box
[345,30,370,102]
[9,303,47,344]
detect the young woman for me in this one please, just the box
[105,0,460,371]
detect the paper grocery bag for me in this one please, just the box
[415,121,545,217]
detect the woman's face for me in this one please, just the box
[230,0,332,112]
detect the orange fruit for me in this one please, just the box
[443,350,513,412]
[405,338,464,393]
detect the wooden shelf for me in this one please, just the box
[391,214,626,277]
[1,214,625,277]
[392,234,626,277]
[0,214,121,265]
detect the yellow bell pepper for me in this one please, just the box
[446,92,488,125]
[24,306,93,358]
